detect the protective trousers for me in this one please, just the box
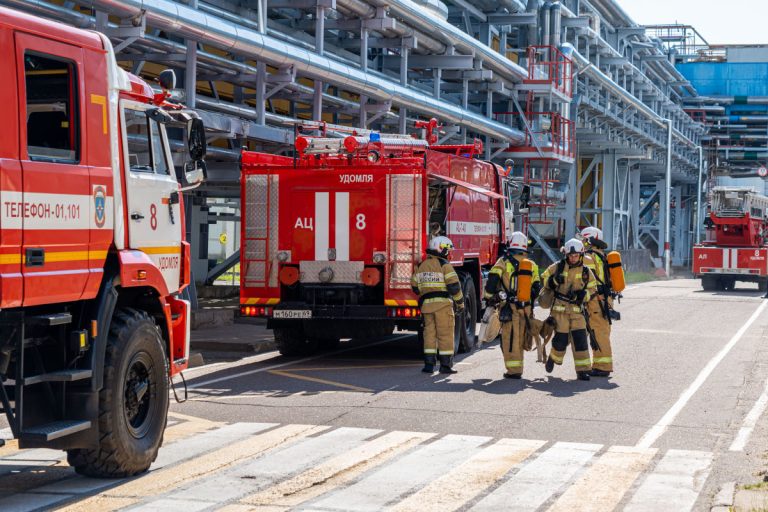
[550,311,592,372]
[500,307,527,376]
[587,298,612,371]
[423,304,455,367]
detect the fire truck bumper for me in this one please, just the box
[267,304,420,332]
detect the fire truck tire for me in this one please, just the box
[67,308,169,478]
[702,275,718,291]
[454,275,478,354]
[759,278,768,293]
[275,327,318,356]
[721,277,735,291]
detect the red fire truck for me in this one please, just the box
[693,187,768,291]
[240,121,521,356]
[0,7,205,476]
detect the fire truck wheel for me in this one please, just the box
[759,279,768,293]
[275,327,318,356]
[67,308,169,478]
[702,276,718,291]
[721,277,735,291]
[454,275,478,354]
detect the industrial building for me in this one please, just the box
[4,0,761,294]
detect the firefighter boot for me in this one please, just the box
[590,369,611,377]
[438,355,457,374]
[545,357,555,373]
[503,373,522,379]
[577,371,591,381]
[422,355,437,373]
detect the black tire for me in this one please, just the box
[454,274,478,354]
[702,275,718,291]
[721,278,735,291]
[274,326,318,356]
[67,308,169,478]
[759,278,768,293]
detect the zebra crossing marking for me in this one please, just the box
[240,430,435,509]
[470,441,602,512]
[308,434,492,512]
[0,419,720,512]
[548,445,658,512]
[390,438,545,512]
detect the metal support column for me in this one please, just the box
[601,150,617,247]
[313,4,326,121]
[664,119,673,276]
[185,0,198,108]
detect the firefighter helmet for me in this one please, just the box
[428,236,454,257]
[580,226,603,242]
[563,238,585,255]
[580,226,608,250]
[507,231,529,253]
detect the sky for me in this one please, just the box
[621,1,768,45]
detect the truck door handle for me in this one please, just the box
[130,213,145,221]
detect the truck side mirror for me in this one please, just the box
[158,69,176,91]
[182,118,206,189]
[188,118,206,161]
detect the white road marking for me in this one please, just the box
[624,449,713,512]
[470,442,602,512]
[187,335,411,390]
[636,299,768,448]
[310,434,491,512]
[131,427,382,510]
[729,374,768,451]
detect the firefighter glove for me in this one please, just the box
[574,289,587,304]
[454,300,465,313]
[485,295,500,307]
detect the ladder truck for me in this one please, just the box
[0,7,206,477]
[693,187,768,291]
[240,121,525,356]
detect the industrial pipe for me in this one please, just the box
[664,119,673,276]
[78,0,526,144]
[564,44,697,149]
[696,145,703,244]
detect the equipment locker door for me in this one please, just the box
[15,32,90,306]
[120,100,183,293]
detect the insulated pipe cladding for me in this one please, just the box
[80,0,526,144]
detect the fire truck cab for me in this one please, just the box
[240,124,518,357]
[0,7,205,477]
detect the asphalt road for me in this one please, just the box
[177,278,768,509]
[1,278,768,511]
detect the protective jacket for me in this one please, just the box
[410,255,464,313]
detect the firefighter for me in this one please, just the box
[580,227,614,377]
[411,236,465,374]
[484,232,541,379]
[540,238,597,381]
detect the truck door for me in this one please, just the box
[15,32,90,306]
[120,100,183,293]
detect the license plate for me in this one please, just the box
[273,310,312,319]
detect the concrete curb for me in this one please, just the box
[191,308,234,329]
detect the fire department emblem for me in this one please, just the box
[93,185,106,228]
